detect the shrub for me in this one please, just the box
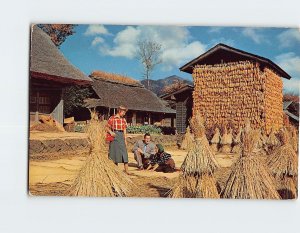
[126,125,162,134]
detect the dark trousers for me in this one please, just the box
[134,151,150,168]
[155,158,176,173]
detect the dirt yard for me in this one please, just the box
[29,144,239,197]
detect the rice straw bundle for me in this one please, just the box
[232,128,241,153]
[222,156,280,199]
[276,176,297,199]
[181,137,219,176]
[287,126,299,153]
[67,113,132,197]
[220,128,233,153]
[181,126,194,150]
[222,122,280,199]
[170,113,220,199]
[210,128,220,153]
[171,174,219,198]
[266,127,280,153]
[267,128,298,199]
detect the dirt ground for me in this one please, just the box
[29,146,239,197]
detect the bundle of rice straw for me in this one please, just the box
[231,128,241,153]
[222,122,280,199]
[170,113,220,198]
[67,112,132,197]
[210,128,220,153]
[266,127,280,154]
[181,126,194,150]
[220,128,233,153]
[287,126,299,153]
[267,128,298,199]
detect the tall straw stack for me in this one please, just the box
[192,61,283,135]
[220,128,233,153]
[181,126,194,150]
[267,128,298,199]
[170,114,220,198]
[222,122,280,199]
[210,128,221,153]
[67,112,132,197]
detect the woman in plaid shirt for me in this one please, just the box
[107,106,129,174]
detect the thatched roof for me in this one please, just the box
[180,43,291,79]
[30,25,92,85]
[85,73,175,114]
[160,84,194,100]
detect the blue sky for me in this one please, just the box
[60,25,300,94]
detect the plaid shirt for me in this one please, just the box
[108,115,127,131]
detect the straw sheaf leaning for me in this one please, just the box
[222,121,280,199]
[181,126,194,151]
[67,113,132,197]
[267,128,298,199]
[220,128,233,153]
[210,127,221,153]
[171,114,220,199]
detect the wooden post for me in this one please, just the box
[148,113,151,125]
[132,111,137,126]
[36,91,40,122]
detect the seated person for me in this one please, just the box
[147,144,176,173]
[132,133,156,170]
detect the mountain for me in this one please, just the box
[141,75,193,96]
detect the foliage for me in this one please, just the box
[63,85,93,116]
[162,79,187,94]
[37,24,77,47]
[283,91,299,103]
[126,125,162,134]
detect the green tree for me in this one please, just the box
[37,24,77,48]
[63,86,93,117]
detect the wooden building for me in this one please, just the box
[180,43,291,134]
[29,25,92,124]
[161,85,193,133]
[84,71,176,127]
[283,101,299,127]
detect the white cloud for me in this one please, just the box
[283,78,300,95]
[242,28,266,44]
[91,37,104,46]
[84,25,110,36]
[276,52,300,94]
[275,52,300,75]
[209,37,235,47]
[277,28,300,48]
[208,27,222,33]
[100,26,141,59]
[99,25,206,70]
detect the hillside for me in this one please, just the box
[141,75,193,96]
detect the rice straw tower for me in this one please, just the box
[220,128,233,153]
[210,127,221,153]
[180,44,291,136]
[232,127,242,153]
[171,113,220,198]
[267,128,298,199]
[181,126,194,150]
[222,121,280,199]
[68,112,132,197]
